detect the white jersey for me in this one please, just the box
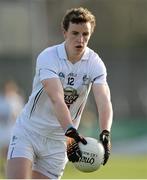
[16,42,107,140]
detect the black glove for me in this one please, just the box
[99,130,111,165]
[65,127,87,162]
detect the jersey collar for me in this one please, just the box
[57,42,90,61]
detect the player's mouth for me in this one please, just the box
[75,45,83,49]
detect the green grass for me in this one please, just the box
[62,155,147,179]
[0,155,146,179]
[0,157,6,179]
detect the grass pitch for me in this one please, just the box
[0,155,146,179]
[62,155,147,179]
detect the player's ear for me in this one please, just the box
[62,29,66,39]
[62,28,67,39]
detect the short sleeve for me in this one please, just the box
[90,55,107,84]
[36,49,59,81]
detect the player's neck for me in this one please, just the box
[68,57,81,64]
[66,49,84,64]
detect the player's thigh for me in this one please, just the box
[7,124,35,161]
[6,125,35,178]
[33,138,68,179]
[6,157,32,179]
[32,170,49,179]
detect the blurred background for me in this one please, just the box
[0,0,147,178]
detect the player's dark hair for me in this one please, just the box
[62,7,96,33]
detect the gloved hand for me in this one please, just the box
[99,130,111,165]
[65,127,87,162]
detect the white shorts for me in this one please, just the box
[7,125,68,179]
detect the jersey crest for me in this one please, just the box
[64,87,79,108]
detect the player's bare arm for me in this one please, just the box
[42,78,87,162]
[42,78,73,131]
[92,83,113,132]
[92,83,113,165]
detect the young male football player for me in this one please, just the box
[6,7,113,179]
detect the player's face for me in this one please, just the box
[63,22,92,62]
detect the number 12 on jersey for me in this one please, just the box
[67,77,74,86]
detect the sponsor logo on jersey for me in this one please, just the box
[68,72,77,77]
[59,72,65,78]
[64,87,79,108]
[59,72,65,84]
[82,75,90,85]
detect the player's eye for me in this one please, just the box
[72,31,79,35]
[83,32,89,36]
